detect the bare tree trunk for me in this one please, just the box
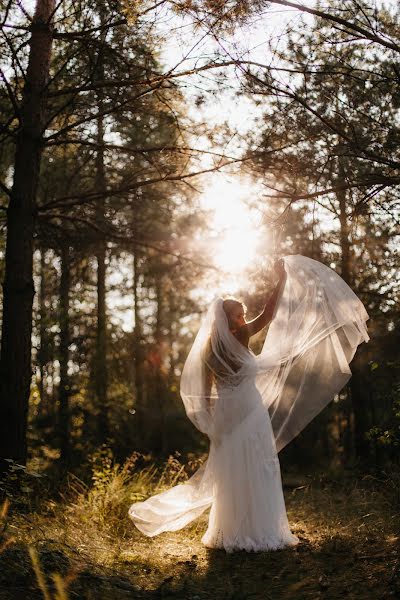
[349,351,369,462]
[94,33,108,441]
[132,248,144,436]
[155,278,167,454]
[96,236,108,441]
[337,187,352,286]
[167,289,176,388]
[0,0,55,473]
[337,163,368,462]
[38,250,47,417]
[95,162,108,440]
[59,245,71,463]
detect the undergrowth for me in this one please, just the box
[0,452,399,600]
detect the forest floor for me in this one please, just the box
[0,462,399,600]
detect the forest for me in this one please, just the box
[0,1,399,599]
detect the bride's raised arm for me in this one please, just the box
[244,259,286,338]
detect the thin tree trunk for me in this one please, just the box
[96,240,108,441]
[38,250,47,417]
[59,245,71,463]
[133,248,144,437]
[95,163,108,440]
[350,351,369,462]
[337,186,352,286]
[155,278,167,454]
[0,0,55,472]
[94,31,108,441]
[168,289,176,388]
[337,162,367,462]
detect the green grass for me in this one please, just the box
[0,455,399,600]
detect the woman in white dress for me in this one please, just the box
[129,255,369,553]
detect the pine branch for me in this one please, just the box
[38,158,245,211]
[263,176,400,206]
[267,0,400,54]
[44,80,174,141]
[53,17,127,40]
[39,212,218,271]
[0,67,20,119]
[45,140,241,160]
[46,60,247,98]
[51,0,168,39]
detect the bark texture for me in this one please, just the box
[94,33,108,440]
[0,0,55,472]
[337,162,368,462]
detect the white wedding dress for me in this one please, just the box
[129,255,369,553]
[201,377,298,551]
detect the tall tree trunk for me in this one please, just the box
[59,245,71,463]
[95,153,108,440]
[349,350,369,461]
[0,0,55,473]
[96,235,108,441]
[337,162,368,462]
[337,183,352,286]
[155,278,167,454]
[38,250,47,417]
[167,289,176,389]
[132,247,144,437]
[94,30,108,441]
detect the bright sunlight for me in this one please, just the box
[199,175,268,296]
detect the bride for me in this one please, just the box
[129,255,369,553]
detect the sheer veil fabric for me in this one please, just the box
[129,255,369,552]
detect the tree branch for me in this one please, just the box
[267,0,400,53]
[46,60,246,98]
[44,80,174,141]
[53,17,127,39]
[0,67,20,119]
[38,158,245,211]
[262,176,400,206]
[39,211,218,271]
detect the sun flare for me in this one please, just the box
[200,176,267,294]
[213,228,260,274]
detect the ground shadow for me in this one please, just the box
[1,530,398,600]
[151,532,398,600]
[0,541,169,600]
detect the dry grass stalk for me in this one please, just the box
[29,546,53,600]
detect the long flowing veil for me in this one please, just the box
[129,255,369,536]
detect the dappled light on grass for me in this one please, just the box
[117,471,399,599]
[1,458,399,599]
